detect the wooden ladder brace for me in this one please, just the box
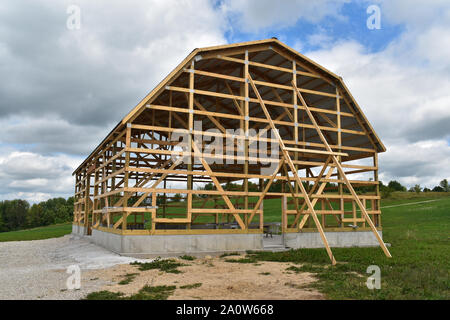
[290,80,392,259]
[248,75,337,265]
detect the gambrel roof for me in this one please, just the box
[74,38,385,175]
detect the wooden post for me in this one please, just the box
[122,125,131,231]
[336,87,344,228]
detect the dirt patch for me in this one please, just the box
[85,255,324,300]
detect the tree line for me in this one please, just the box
[380,179,449,198]
[0,197,74,233]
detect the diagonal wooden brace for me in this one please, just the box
[249,74,336,265]
[292,80,392,258]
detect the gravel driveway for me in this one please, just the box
[0,235,146,300]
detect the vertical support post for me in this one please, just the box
[293,60,299,196]
[336,87,343,227]
[84,171,90,234]
[259,178,264,230]
[151,192,157,231]
[93,161,99,227]
[187,60,194,230]
[244,50,249,228]
[374,153,380,227]
[122,124,131,231]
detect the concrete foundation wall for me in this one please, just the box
[79,226,383,257]
[90,229,264,258]
[71,224,85,236]
[284,230,382,248]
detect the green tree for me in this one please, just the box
[0,210,6,232]
[27,203,43,228]
[439,179,449,192]
[1,200,29,231]
[413,184,422,193]
[388,180,407,192]
[172,193,182,202]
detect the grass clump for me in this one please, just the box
[85,285,176,300]
[224,257,257,264]
[85,291,125,300]
[118,273,139,285]
[130,258,187,274]
[179,255,196,261]
[219,252,241,258]
[130,285,176,300]
[179,283,202,289]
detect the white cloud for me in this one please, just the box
[0,0,227,202]
[0,150,80,202]
[219,0,349,32]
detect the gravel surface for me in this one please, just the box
[0,235,148,300]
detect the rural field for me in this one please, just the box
[1,192,448,300]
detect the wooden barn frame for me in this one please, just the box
[73,39,391,264]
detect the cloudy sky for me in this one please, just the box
[0,0,449,202]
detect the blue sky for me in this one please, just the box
[221,1,404,53]
[0,0,448,202]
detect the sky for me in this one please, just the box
[0,0,449,202]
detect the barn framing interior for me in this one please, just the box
[72,39,391,264]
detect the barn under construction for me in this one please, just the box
[72,39,391,264]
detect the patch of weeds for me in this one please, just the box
[84,285,176,300]
[85,290,125,300]
[130,285,176,300]
[284,282,309,290]
[224,257,257,264]
[259,272,271,275]
[131,258,187,274]
[180,283,202,289]
[220,252,241,258]
[118,273,139,285]
[179,255,196,261]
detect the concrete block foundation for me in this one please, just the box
[72,225,383,257]
[90,229,264,258]
[284,230,382,249]
[72,224,85,236]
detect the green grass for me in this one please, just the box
[130,258,188,274]
[85,285,176,300]
[219,252,241,258]
[118,273,139,285]
[224,257,256,264]
[243,194,450,300]
[179,283,202,289]
[0,223,72,242]
[179,255,196,261]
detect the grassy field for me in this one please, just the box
[0,223,72,242]
[1,192,448,299]
[247,193,450,299]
